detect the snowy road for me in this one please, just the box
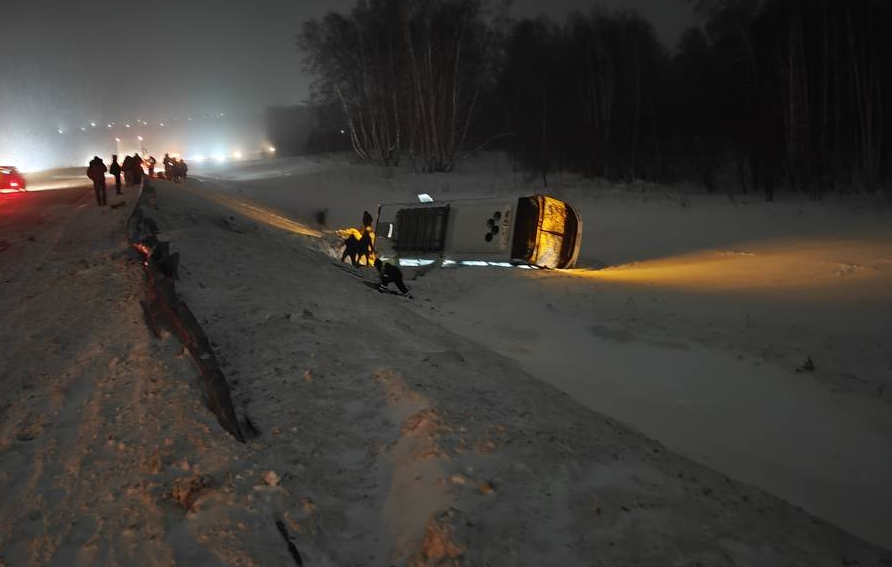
[190,155,892,550]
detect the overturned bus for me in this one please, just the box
[374,195,583,269]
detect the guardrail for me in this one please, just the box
[127,181,245,442]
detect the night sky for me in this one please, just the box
[0,0,693,131]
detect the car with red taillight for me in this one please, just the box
[0,166,27,192]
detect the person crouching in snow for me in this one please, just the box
[374,258,410,296]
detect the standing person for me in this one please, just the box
[86,156,108,206]
[162,153,173,180]
[109,155,122,195]
[362,210,374,230]
[146,155,157,178]
[122,154,133,187]
[130,153,144,187]
[180,159,188,179]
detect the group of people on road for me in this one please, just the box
[162,153,188,183]
[86,152,191,207]
[87,153,150,206]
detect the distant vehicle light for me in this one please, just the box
[417,193,434,203]
[90,122,96,128]
[269,146,276,153]
[233,151,242,159]
[125,124,131,128]
[137,136,143,141]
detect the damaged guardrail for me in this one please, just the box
[127,182,245,442]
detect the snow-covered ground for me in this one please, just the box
[192,154,892,549]
[140,179,885,564]
[0,157,889,565]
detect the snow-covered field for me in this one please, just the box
[193,154,892,549]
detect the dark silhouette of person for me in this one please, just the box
[374,258,410,295]
[130,153,144,186]
[162,153,173,180]
[341,230,373,267]
[171,158,184,183]
[146,155,157,178]
[362,210,374,229]
[86,156,108,206]
[357,229,373,265]
[122,154,133,187]
[341,234,362,266]
[109,155,122,194]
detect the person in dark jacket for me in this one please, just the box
[86,156,108,206]
[122,155,133,187]
[146,155,157,178]
[130,153,144,186]
[374,258,410,295]
[171,158,182,183]
[341,232,370,267]
[362,210,374,230]
[109,155,122,194]
[162,153,173,180]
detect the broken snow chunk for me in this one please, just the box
[14,413,44,442]
[300,498,316,514]
[402,408,442,436]
[416,508,466,566]
[262,470,281,487]
[167,474,216,511]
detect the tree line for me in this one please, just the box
[297,0,892,198]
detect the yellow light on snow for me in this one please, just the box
[567,234,892,300]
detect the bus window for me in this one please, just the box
[521,196,581,269]
[395,206,450,253]
[511,197,539,261]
